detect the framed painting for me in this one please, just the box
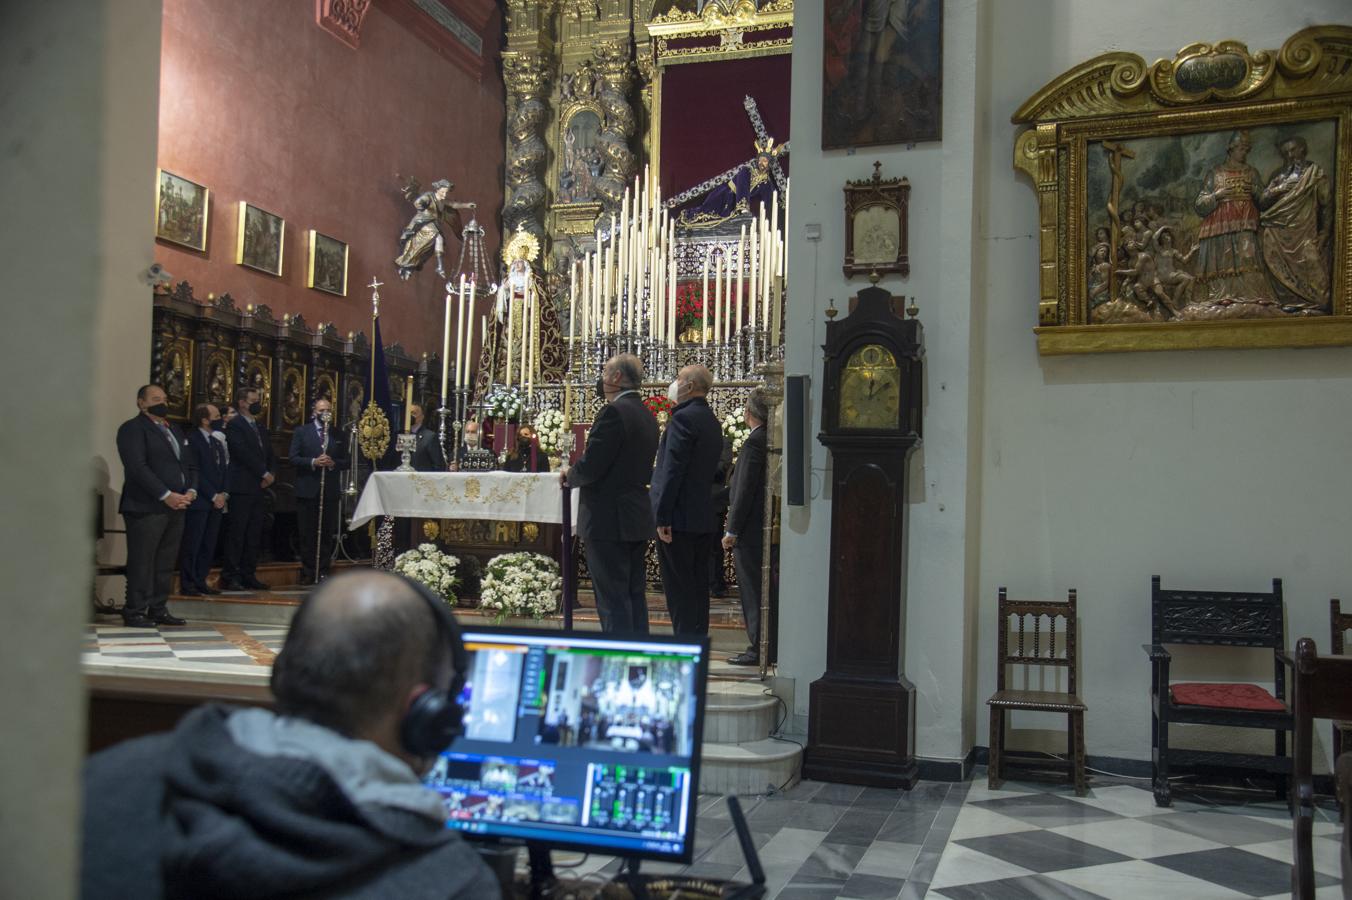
[1014,27,1352,354]
[280,364,308,428]
[843,161,910,278]
[307,230,349,296]
[242,357,273,427]
[822,0,942,149]
[155,169,210,251]
[236,202,285,276]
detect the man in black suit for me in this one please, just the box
[563,354,659,633]
[116,384,196,627]
[408,402,446,472]
[651,365,724,636]
[222,386,275,591]
[180,403,228,596]
[723,389,769,665]
[290,397,347,585]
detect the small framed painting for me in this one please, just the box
[307,230,349,296]
[236,202,285,276]
[155,169,210,251]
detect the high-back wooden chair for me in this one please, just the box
[988,587,1086,795]
[1332,600,1352,759]
[1291,637,1352,899]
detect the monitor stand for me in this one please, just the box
[606,796,768,899]
[527,844,555,900]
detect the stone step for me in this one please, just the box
[698,737,803,796]
[704,680,781,744]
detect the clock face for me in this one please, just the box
[838,343,902,430]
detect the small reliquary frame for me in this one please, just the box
[843,161,910,280]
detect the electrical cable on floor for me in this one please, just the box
[1013,749,1194,782]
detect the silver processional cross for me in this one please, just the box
[663,94,789,209]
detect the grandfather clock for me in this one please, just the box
[803,282,922,789]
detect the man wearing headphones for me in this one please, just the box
[81,570,497,899]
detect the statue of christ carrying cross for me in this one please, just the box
[668,95,789,231]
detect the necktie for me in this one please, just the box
[252,418,264,448]
[160,422,181,459]
[213,436,225,470]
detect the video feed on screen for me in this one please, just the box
[460,642,526,743]
[534,653,697,756]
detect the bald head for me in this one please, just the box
[679,364,712,398]
[271,570,450,739]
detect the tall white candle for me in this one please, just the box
[464,278,476,389]
[667,218,677,348]
[748,221,759,330]
[715,253,724,345]
[505,288,516,388]
[441,283,452,404]
[701,251,710,347]
[452,277,463,393]
[736,225,745,335]
[568,260,577,344]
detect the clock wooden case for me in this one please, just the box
[804,282,923,788]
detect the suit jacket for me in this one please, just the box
[650,396,724,534]
[712,435,734,515]
[289,419,348,500]
[568,392,659,542]
[408,424,446,472]
[726,425,767,541]
[117,414,197,515]
[226,415,275,495]
[186,429,229,511]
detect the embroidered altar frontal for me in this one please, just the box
[350,472,578,529]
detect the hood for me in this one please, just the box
[159,706,451,899]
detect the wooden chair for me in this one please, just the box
[1145,576,1292,808]
[1291,637,1352,899]
[1336,752,1351,900]
[988,587,1086,796]
[1332,600,1352,759]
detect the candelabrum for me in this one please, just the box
[395,433,415,472]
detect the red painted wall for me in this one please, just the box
[155,0,504,358]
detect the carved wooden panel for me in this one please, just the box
[826,459,902,678]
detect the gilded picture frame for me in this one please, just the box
[242,357,273,427]
[1013,27,1352,354]
[155,169,210,252]
[280,364,308,428]
[843,161,910,279]
[307,230,349,296]
[162,338,194,420]
[236,202,285,276]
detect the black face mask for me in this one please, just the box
[210,419,224,431]
[248,401,263,416]
[595,376,606,401]
[146,403,169,418]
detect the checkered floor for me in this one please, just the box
[83,622,284,667]
[554,775,1344,899]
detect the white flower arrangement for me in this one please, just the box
[393,543,460,604]
[534,408,571,455]
[485,385,527,420]
[478,552,562,622]
[722,411,752,455]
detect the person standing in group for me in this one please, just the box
[289,397,346,585]
[709,433,734,598]
[562,354,659,633]
[408,402,446,472]
[723,389,769,665]
[651,365,723,636]
[180,403,228,596]
[222,386,274,591]
[116,384,195,627]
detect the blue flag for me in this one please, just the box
[371,314,399,469]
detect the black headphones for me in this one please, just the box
[396,575,471,759]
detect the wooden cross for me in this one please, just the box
[664,94,789,209]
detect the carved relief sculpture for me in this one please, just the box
[504,53,553,244]
[592,39,639,212]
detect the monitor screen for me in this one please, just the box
[424,627,710,862]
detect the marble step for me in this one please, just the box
[698,737,803,796]
[704,679,781,744]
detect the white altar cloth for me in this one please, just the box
[349,472,577,530]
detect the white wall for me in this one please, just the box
[976,0,1352,763]
[782,0,985,763]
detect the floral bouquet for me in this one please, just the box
[722,410,752,454]
[485,385,526,420]
[393,543,460,604]
[534,408,572,456]
[644,394,675,427]
[676,282,705,329]
[478,552,562,622]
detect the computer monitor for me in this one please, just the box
[424,626,710,863]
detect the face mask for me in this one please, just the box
[465,433,480,448]
[210,418,224,431]
[248,401,263,416]
[146,403,169,418]
[667,381,681,404]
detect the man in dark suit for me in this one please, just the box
[116,384,196,627]
[408,402,446,472]
[651,365,724,636]
[180,403,228,596]
[222,386,275,591]
[723,389,769,665]
[563,354,659,633]
[290,397,346,585]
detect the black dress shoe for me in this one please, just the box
[242,577,270,591]
[180,586,203,597]
[219,580,247,591]
[151,612,187,626]
[198,584,222,596]
[727,651,759,666]
[121,613,157,628]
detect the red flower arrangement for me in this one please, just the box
[644,395,674,418]
[675,282,705,328]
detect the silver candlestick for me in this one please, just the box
[395,433,416,472]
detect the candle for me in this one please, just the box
[441,283,452,404]
[603,245,613,334]
[714,252,724,345]
[403,376,413,432]
[701,251,710,347]
[465,279,476,388]
[568,259,577,344]
[505,286,516,388]
[453,278,464,393]
[667,220,677,348]
[581,254,591,336]
[749,220,759,330]
[520,282,529,388]
[736,225,745,335]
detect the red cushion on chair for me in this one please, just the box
[1170,682,1286,712]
